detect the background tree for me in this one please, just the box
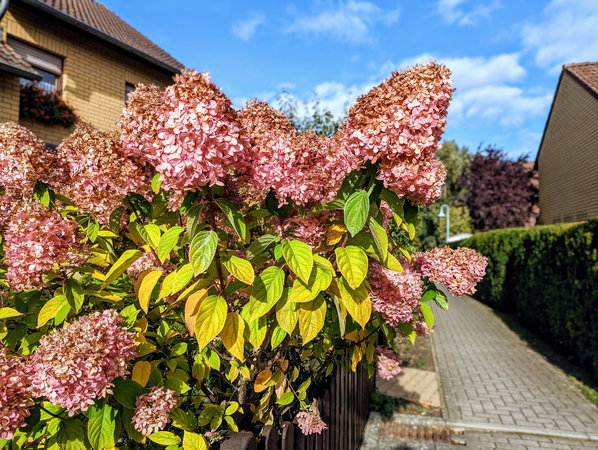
[417,140,474,249]
[275,91,345,137]
[460,147,538,232]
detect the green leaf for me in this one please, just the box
[336,277,371,328]
[344,190,370,236]
[37,295,68,328]
[275,288,299,334]
[149,431,181,446]
[298,295,327,344]
[379,188,404,217]
[109,207,125,234]
[157,226,184,263]
[139,224,161,249]
[220,312,246,361]
[56,420,86,450]
[289,264,332,303]
[214,198,249,243]
[241,307,267,349]
[368,216,388,262]
[309,199,345,214]
[335,246,368,289]
[194,295,227,349]
[103,249,143,286]
[249,266,285,319]
[170,408,197,431]
[138,270,163,313]
[87,402,118,450]
[270,325,287,348]
[398,322,416,344]
[183,431,207,450]
[0,307,22,320]
[434,290,449,310]
[246,234,278,261]
[112,378,143,409]
[87,220,100,242]
[64,279,84,313]
[171,342,188,356]
[185,203,204,237]
[222,255,255,285]
[151,173,162,193]
[420,289,436,302]
[420,302,435,328]
[281,240,313,284]
[276,391,295,406]
[189,231,218,274]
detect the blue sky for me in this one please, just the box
[102,0,598,158]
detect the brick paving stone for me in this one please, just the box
[432,293,598,434]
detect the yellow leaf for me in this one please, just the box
[351,346,362,372]
[0,307,21,320]
[254,368,272,393]
[220,312,246,361]
[137,270,163,313]
[194,296,227,349]
[37,295,68,328]
[132,361,151,387]
[336,277,371,328]
[275,288,299,334]
[383,252,404,272]
[335,245,368,289]
[326,223,347,245]
[184,289,208,335]
[222,256,255,285]
[136,317,149,333]
[298,295,327,344]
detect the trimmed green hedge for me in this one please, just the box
[457,221,598,377]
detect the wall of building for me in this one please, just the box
[538,72,598,224]
[0,71,20,122]
[0,2,175,144]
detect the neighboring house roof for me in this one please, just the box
[534,61,598,170]
[0,39,41,79]
[564,62,598,99]
[16,0,184,73]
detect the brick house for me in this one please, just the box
[535,62,598,224]
[0,0,184,145]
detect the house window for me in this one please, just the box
[8,37,63,92]
[125,82,136,103]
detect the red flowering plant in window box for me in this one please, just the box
[0,64,487,448]
[19,82,78,128]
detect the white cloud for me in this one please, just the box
[522,0,598,73]
[232,12,266,40]
[274,80,373,118]
[387,53,551,127]
[436,0,499,26]
[286,1,400,43]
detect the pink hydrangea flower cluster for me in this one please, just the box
[0,123,59,224]
[369,260,424,326]
[3,202,86,290]
[56,123,151,223]
[132,387,178,436]
[340,63,453,205]
[28,310,137,416]
[0,350,33,440]
[272,211,334,248]
[119,71,248,202]
[414,247,488,296]
[375,346,402,380]
[295,402,328,435]
[238,101,360,207]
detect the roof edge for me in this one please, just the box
[534,68,564,171]
[564,64,598,101]
[0,59,41,79]
[17,0,182,75]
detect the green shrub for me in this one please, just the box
[457,221,598,377]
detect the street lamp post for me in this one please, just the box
[438,204,450,243]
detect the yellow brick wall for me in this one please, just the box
[0,2,175,145]
[538,72,598,224]
[0,72,20,122]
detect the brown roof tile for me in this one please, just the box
[564,62,598,98]
[28,0,184,72]
[0,40,40,78]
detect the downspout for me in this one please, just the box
[0,0,9,41]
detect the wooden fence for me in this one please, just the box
[218,365,375,450]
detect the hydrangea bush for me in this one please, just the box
[0,62,487,448]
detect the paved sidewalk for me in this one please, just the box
[361,292,598,449]
[432,292,598,446]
